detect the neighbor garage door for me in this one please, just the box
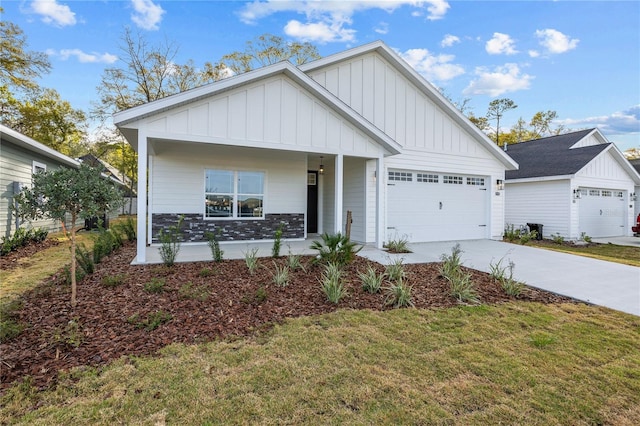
[579,188,625,237]
[387,170,489,242]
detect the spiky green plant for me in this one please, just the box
[320,262,346,303]
[358,265,385,294]
[385,277,414,308]
[310,233,361,267]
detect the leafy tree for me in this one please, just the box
[1,11,87,154]
[529,110,565,138]
[0,8,51,90]
[203,34,321,79]
[13,164,123,307]
[486,98,517,148]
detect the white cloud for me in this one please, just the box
[399,48,465,82]
[374,22,389,35]
[441,34,460,48]
[47,48,118,64]
[238,1,449,43]
[463,63,533,96]
[528,50,540,58]
[559,105,640,135]
[284,19,356,43]
[30,0,76,27]
[131,0,165,31]
[535,29,579,54]
[485,32,518,55]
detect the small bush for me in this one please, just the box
[272,224,283,258]
[384,235,411,253]
[128,310,172,331]
[320,262,346,304]
[144,278,166,293]
[498,259,525,297]
[503,224,520,243]
[205,230,224,262]
[92,227,123,264]
[449,272,480,304]
[359,265,385,294]
[385,258,406,283]
[286,251,305,271]
[52,318,84,348]
[244,248,260,274]
[580,232,592,243]
[489,257,507,281]
[385,277,414,308]
[199,267,215,277]
[241,286,267,305]
[519,230,537,245]
[0,300,24,342]
[310,233,361,267]
[75,243,95,275]
[440,244,464,281]
[61,264,86,285]
[0,227,49,256]
[115,216,136,241]
[157,216,184,267]
[102,274,125,288]
[551,233,565,244]
[271,262,290,287]
[178,282,209,301]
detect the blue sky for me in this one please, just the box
[3,0,639,151]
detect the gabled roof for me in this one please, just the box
[300,40,518,170]
[0,124,79,168]
[505,128,640,184]
[114,60,402,155]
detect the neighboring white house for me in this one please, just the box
[504,128,640,239]
[1,124,80,237]
[114,41,518,264]
[631,158,640,221]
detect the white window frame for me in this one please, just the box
[204,169,265,220]
[417,173,439,183]
[388,171,413,182]
[443,175,463,185]
[32,161,47,174]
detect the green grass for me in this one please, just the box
[527,241,640,267]
[2,303,639,425]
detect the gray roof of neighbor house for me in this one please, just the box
[505,129,609,180]
[630,158,640,175]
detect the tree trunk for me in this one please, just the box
[70,214,77,308]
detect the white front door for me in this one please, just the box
[387,170,489,242]
[579,188,625,237]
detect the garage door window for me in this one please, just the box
[417,173,438,183]
[601,190,612,197]
[466,177,485,186]
[443,175,463,185]
[589,189,600,196]
[389,171,413,182]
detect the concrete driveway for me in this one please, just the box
[359,240,640,316]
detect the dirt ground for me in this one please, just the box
[0,241,578,392]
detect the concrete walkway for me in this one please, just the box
[140,238,640,316]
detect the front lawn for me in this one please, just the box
[526,239,640,267]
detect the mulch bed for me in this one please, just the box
[0,241,578,393]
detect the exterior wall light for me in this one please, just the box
[573,189,582,199]
[631,192,637,201]
[496,179,504,191]
[319,156,324,175]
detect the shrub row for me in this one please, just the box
[0,227,48,256]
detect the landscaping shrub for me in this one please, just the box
[0,300,24,342]
[0,227,48,256]
[75,243,95,275]
[205,229,224,262]
[144,278,166,293]
[114,216,136,241]
[128,311,172,331]
[178,282,209,301]
[358,265,384,294]
[272,224,283,258]
[385,277,414,308]
[320,262,346,303]
[101,274,125,288]
[158,216,184,267]
[440,244,464,281]
[384,235,411,253]
[449,272,480,304]
[271,262,290,287]
[244,248,260,274]
[385,258,406,282]
[310,233,361,267]
[286,251,305,271]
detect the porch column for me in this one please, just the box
[334,154,344,234]
[136,128,148,263]
[376,156,385,249]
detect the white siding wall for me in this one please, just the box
[321,162,336,234]
[307,52,508,240]
[505,180,571,238]
[150,142,306,216]
[145,75,385,159]
[365,159,378,243]
[571,133,601,148]
[573,151,637,237]
[343,157,366,242]
[0,140,73,237]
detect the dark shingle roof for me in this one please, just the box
[630,158,640,174]
[505,129,610,180]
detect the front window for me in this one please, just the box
[205,170,264,219]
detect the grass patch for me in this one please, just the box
[2,303,639,424]
[527,241,640,267]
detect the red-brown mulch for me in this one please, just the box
[0,239,61,271]
[0,241,578,393]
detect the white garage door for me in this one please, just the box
[387,170,488,242]
[579,188,625,237]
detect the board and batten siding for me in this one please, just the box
[572,149,637,238]
[505,180,571,238]
[144,75,386,160]
[0,140,73,237]
[150,142,306,217]
[307,51,508,240]
[342,157,367,242]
